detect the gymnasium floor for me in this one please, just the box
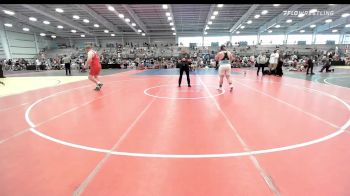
[1,67,350,196]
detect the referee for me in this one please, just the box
[178,47,192,87]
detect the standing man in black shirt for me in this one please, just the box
[306,56,315,75]
[178,47,192,87]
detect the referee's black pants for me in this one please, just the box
[178,65,190,86]
[65,63,71,75]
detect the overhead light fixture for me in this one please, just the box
[286,19,292,23]
[162,4,168,9]
[275,24,280,28]
[204,32,208,35]
[166,12,170,17]
[211,15,215,20]
[268,30,272,33]
[132,23,136,26]
[125,18,130,23]
[213,11,218,16]
[300,30,305,33]
[298,13,305,17]
[137,29,142,33]
[29,17,37,22]
[332,29,338,33]
[118,14,124,18]
[39,33,46,36]
[345,24,350,27]
[111,33,115,36]
[247,20,252,24]
[168,17,172,21]
[108,6,115,11]
[206,26,210,30]
[171,27,175,30]
[261,10,268,15]
[4,23,12,27]
[81,34,85,37]
[3,10,15,15]
[51,35,56,38]
[309,9,317,14]
[310,24,316,28]
[170,22,174,26]
[73,15,80,19]
[236,31,240,34]
[173,32,176,35]
[104,30,109,33]
[142,33,145,36]
[325,19,332,23]
[55,8,64,13]
[342,13,350,18]
[240,25,245,29]
[273,4,280,6]
[208,21,212,25]
[57,25,63,29]
[23,27,29,31]
[83,19,89,23]
[217,4,223,8]
[254,14,260,19]
[94,24,99,28]
[43,20,50,24]
[71,30,77,33]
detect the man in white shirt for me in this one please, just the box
[256,52,267,76]
[35,58,41,71]
[269,49,279,73]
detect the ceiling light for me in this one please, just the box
[166,12,170,17]
[142,33,145,36]
[342,13,350,18]
[170,22,174,26]
[204,32,208,35]
[345,24,350,27]
[261,10,268,15]
[43,20,50,24]
[118,14,124,18]
[4,23,12,27]
[39,33,46,36]
[173,32,176,35]
[240,25,245,29]
[236,31,240,34]
[310,24,316,28]
[254,14,260,19]
[273,4,280,6]
[206,26,210,30]
[132,23,136,26]
[94,24,99,28]
[208,21,212,25]
[171,27,175,30]
[51,35,56,38]
[325,19,332,23]
[300,30,305,33]
[286,19,292,23]
[168,17,172,21]
[332,29,338,33]
[247,20,252,24]
[23,27,29,31]
[309,9,317,14]
[55,8,63,13]
[111,33,115,36]
[125,18,130,23]
[29,17,37,22]
[71,30,76,33]
[298,13,305,17]
[213,11,218,15]
[217,4,223,8]
[275,24,280,28]
[211,15,215,20]
[73,15,80,20]
[104,30,109,33]
[83,19,89,23]
[81,34,85,37]
[57,25,63,29]
[3,10,15,15]
[268,30,272,33]
[163,4,168,9]
[108,6,115,11]
[137,29,142,33]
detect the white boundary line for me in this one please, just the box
[0,102,29,112]
[323,75,350,89]
[24,76,350,158]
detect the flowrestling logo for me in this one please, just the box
[283,10,334,16]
